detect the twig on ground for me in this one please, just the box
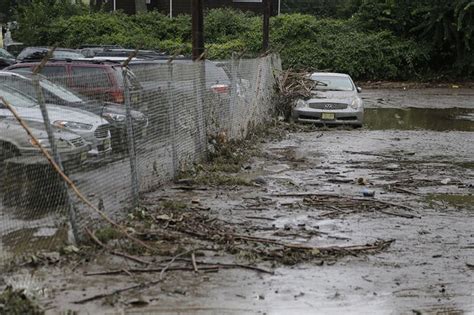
[191,252,199,273]
[160,250,194,280]
[73,279,163,304]
[85,227,150,265]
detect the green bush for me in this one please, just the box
[12,7,439,80]
[270,15,430,79]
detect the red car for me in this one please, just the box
[6,60,141,105]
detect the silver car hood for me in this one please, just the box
[308,90,357,104]
[0,118,83,142]
[3,104,108,127]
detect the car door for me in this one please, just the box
[69,65,114,102]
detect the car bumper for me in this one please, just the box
[293,108,364,126]
[88,137,112,156]
[18,145,90,166]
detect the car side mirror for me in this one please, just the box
[356,86,362,93]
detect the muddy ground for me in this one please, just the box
[1,88,473,314]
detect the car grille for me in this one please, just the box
[308,103,348,110]
[70,137,86,147]
[94,125,110,139]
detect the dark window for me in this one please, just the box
[71,66,112,88]
[41,66,68,86]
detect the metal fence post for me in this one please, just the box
[123,68,140,208]
[167,62,178,177]
[32,74,80,243]
[192,61,205,157]
[229,52,239,138]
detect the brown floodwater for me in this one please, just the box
[364,107,474,131]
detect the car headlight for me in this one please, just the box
[103,112,126,122]
[295,99,307,109]
[29,138,50,148]
[53,120,93,130]
[350,98,362,109]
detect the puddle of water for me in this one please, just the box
[426,193,474,209]
[2,226,68,256]
[364,108,474,131]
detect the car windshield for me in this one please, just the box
[311,75,354,91]
[0,48,14,59]
[0,84,37,107]
[40,79,83,103]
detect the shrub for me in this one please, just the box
[13,8,435,80]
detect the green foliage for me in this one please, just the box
[271,15,430,79]
[0,286,43,315]
[13,0,88,45]
[281,0,361,18]
[11,4,471,79]
[354,0,474,75]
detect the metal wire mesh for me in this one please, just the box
[0,54,282,266]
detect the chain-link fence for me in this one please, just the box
[0,53,282,266]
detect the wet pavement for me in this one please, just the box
[1,88,473,314]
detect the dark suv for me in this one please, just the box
[6,60,143,106]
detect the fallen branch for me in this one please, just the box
[84,266,219,276]
[85,227,150,265]
[377,209,418,219]
[356,198,420,214]
[73,278,163,304]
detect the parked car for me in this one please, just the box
[0,71,148,150]
[16,47,85,62]
[79,44,124,57]
[83,48,165,59]
[0,48,15,69]
[0,116,89,169]
[128,59,231,135]
[0,84,112,156]
[6,60,143,107]
[292,72,364,127]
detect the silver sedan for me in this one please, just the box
[292,72,364,127]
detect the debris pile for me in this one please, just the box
[275,69,315,119]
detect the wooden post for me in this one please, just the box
[263,0,271,52]
[192,0,204,61]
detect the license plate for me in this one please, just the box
[321,113,335,120]
[80,152,88,162]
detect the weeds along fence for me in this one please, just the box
[0,54,282,265]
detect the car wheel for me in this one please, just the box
[0,142,19,163]
[0,142,20,189]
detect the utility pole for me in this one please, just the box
[169,0,173,18]
[192,0,204,61]
[262,0,271,52]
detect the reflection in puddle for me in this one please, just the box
[364,108,474,131]
[426,194,474,209]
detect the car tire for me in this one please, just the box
[0,142,20,191]
[0,141,19,163]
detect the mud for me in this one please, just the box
[1,87,473,314]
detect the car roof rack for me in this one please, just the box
[18,57,122,65]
